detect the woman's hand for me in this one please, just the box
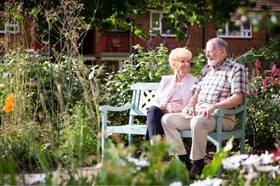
[159,101,168,113]
[182,105,195,116]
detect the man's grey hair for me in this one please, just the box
[207,37,232,58]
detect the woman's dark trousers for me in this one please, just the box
[145,106,165,140]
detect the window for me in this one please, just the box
[150,11,176,37]
[217,22,252,38]
[0,20,20,34]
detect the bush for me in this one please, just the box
[246,61,280,149]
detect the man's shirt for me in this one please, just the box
[195,59,249,104]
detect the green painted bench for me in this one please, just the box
[99,82,248,157]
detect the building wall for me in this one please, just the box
[134,12,268,57]
[204,23,267,57]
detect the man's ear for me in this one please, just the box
[222,48,227,57]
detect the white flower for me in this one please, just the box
[269,165,280,179]
[169,181,183,186]
[271,15,278,24]
[190,178,222,186]
[244,166,258,180]
[256,165,274,172]
[127,157,150,168]
[242,154,261,166]
[222,154,248,170]
[260,151,274,164]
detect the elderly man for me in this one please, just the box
[161,38,249,178]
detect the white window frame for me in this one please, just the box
[0,21,20,34]
[149,10,176,37]
[217,22,252,38]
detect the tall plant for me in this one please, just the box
[0,0,101,175]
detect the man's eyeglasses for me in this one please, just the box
[204,48,221,55]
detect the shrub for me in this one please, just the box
[246,60,280,149]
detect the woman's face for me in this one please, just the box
[172,58,190,78]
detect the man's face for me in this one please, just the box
[205,42,226,67]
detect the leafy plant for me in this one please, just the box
[95,137,190,185]
[246,61,280,149]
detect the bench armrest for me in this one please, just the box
[214,100,247,134]
[214,104,246,116]
[100,103,133,133]
[99,103,133,112]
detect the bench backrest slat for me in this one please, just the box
[129,82,159,117]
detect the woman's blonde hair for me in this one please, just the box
[169,47,192,69]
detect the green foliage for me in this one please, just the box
[237,36,280,71]
[102,44,171,126]
[191,49,207,77]
[54,103,98,167]
[95,137,189,185]
[0,121,48,173]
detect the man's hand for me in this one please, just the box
[198,104,217,118]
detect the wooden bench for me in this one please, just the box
[99,82,248,157]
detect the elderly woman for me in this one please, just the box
[146,47,198,146]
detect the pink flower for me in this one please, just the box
[272,148,280,160]
[255,59,261,68]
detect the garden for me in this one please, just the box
[0,0,279,185]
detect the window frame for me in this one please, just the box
[217,22,252,39]
[149,10,176,37]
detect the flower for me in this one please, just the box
[169,181,183,186]
[256,165,276,172]
[260,151,274,164]
[255,59,261,68]
[190,178,222,186]
[272,148,280,161]
[3,94,14,113]
[242,154,261,166]
[222,154,248,170]
[127,157,150,168]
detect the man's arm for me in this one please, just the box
[202,93,243,118]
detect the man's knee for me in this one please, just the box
[190,116,207,130]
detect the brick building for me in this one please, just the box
[80,1,280,72]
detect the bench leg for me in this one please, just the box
[128,134,132,146]
[101,135,105,159]
[215,141,222,177]
[240,137,245,154]
[215,141,222,153]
